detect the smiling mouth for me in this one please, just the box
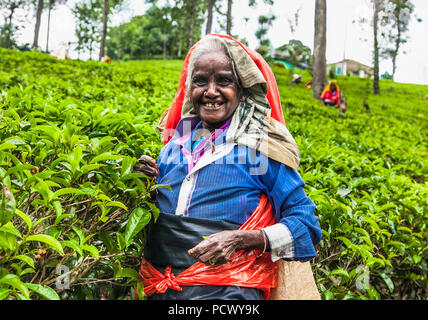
[201,102,224,110]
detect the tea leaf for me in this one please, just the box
[24,235,64,255]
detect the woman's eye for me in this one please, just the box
[218,77,233,85]
[192,77,207,86]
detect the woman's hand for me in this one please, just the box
[187,230,267,265]
[133,155,159,181]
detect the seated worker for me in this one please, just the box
[321,80,340,107]
[292,74,302,84]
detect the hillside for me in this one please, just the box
[0,48,426,300]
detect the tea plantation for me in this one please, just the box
[0,48,426,300]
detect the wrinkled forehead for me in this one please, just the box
[192,51,235,76]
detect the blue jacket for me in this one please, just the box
[156,117,322,262]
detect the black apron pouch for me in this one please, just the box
[143,213,264,300]
[144,212,240,268]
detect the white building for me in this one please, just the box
[328,59,373,78]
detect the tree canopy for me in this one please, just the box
[274,39,312,69]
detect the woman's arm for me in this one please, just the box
[260,162,322,262]
[188,158,321,265]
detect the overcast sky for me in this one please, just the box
[11,0,428,85]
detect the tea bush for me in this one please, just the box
[274,69,427,300]
[0,49,181,300]
[0,48,426,300]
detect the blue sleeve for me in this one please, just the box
[260,158,322,261]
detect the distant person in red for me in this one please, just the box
[321,80,340,107]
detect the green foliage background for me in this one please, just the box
[0,48,426,300]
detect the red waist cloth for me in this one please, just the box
[138,194,278,300]
[321,90,340,105]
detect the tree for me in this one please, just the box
[248,0,274,7]
[44,0,67,52]
[254,13,275,60]
[73,0,103,59]
[205,0,216,34]
[172,0,205,50]
[0,24,18,48]
[287,6,302,37]
[354,0,418,85]
[45,0,52,51]
[106,1,205,60]
[147,4,173,58]
[0,0,32,49]
[381,0,416,80]
[275,39,312,69]
[1,0,31,26]
[226,0,232,35]
[312,0,327,100]
[209,0,273,36]
[32,0,43,49]
[250,0,275,59]
[372,0,382,94]
[99,0,109,60]
[188,0,195,49]
[248,0,275,39]
[99,0,122,61]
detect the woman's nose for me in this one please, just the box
[205,80,219,97]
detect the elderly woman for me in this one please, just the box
[135,35,322,300]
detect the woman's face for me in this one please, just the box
[190,50,241,131]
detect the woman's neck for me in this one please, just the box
[201,118,231,133]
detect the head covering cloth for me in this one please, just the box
[321,79,340,98]
[158,34,300,170]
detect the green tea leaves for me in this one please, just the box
[123,207,151,247]
[25,283,60,300]
[24,235,64,255]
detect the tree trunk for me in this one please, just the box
[32,0,44,49]
[178,36,182,57]
[187,0,195,50]
[99,0,109,61]
[312,0,327,100]
[163,34,167,60]
[46,0,52,53]
[392,3,402,81]
[8,6,16,25]
[206,0,215,35]
[391,31,399,81]
[89,40,93,60]
[226,0,233,35]
[373,0,380,94]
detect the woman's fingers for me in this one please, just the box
[134,155,159,179]
[134,163,158,175]
[187,231,241,265]
[138,155,157,165]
